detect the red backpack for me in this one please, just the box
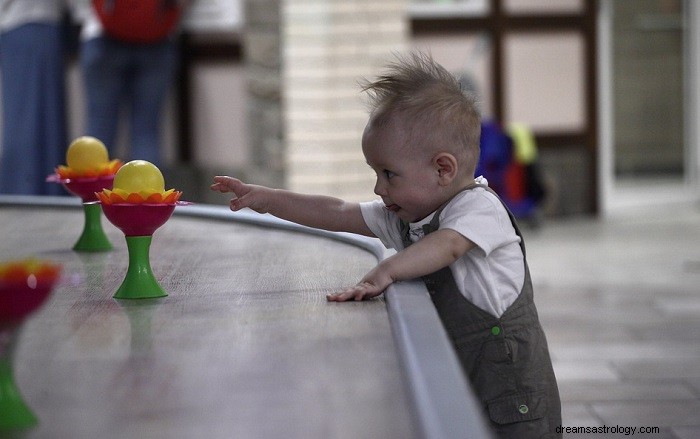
[93,0,183,44]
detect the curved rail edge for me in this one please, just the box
[0,195,493,439]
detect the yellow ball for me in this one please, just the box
[113,160,165,194]
[66,136,109,172]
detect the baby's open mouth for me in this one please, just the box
[385,203,400,212]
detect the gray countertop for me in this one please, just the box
[0,196,491,439]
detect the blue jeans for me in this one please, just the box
[0,23,67,195]
[80,36,178,167]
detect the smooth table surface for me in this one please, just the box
[0,203,419,438]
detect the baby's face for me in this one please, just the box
[362,122,445,223]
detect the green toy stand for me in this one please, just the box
[0,332,38,431]
[73,202,112,252]
[0,259,60,431]
[113,236,167,299]
[100,202,182,300]
[48,174,116,252]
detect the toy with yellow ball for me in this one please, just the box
[97,160,181,204]
[96,160,185,300]
[46,136,118,252]
[56,136,121,179]
[0,257,62,430]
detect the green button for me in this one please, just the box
[518,404,529,414]
[491,326,501,336]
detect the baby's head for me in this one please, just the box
[360,52,481,178]
[358,53,481,221]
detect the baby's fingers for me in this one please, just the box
[229,194,251,211]
[210,176,243,194]
[326,283,377,302]
[326,289,354,302]
[210,183,228,193]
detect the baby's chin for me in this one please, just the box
[397,210,426,223]
[384,203,431,222]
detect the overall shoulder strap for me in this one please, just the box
[478,184,527,257]
[424,182,481,234]
[404,183,527,256]
[400,182,481,243]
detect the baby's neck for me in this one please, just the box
[449,174,478,195]
[426,175,477,218]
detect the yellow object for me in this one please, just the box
[507,123,538,165]
[97,188,181,205]
[66,136,109,172]
[113,160,166,195]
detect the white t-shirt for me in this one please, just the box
[360,184,525,317]
[0,0,65,32]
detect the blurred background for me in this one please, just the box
[3,2,700,434]
[1,0,698,218]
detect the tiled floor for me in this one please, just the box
[522,205,700,439]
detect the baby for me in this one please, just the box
[211,52,561,438]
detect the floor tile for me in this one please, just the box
[631,320,700,342]
[554,342,700,361]
[615,359,700,380]
[685,379,700,395]
[562,428,677,439]
[553,360,620,381]
[525,207,700,438]
[672,426,700,439]
[590,400,700,427]
[561,403,602,426]
[558,380,696,402]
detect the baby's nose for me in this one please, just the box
[373,180,386,196]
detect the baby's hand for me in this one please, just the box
[328,265,393,302]
[326,282,384,302]
[210,176,270,213]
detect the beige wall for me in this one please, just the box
[26,1,588,209]
[283,1,408,202]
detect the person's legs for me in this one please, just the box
[0,23,66,195]
[127,39,178,166]
[81,37,128,156]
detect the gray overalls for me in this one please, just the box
[400,185,562,439]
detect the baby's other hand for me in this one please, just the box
[326,282,384,302]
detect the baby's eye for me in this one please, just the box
[383,170,396,179]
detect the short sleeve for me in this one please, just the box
[359,200,404,250]
[439,188,521,256]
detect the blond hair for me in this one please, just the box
[360,52,481,175]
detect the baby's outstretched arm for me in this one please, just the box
[327,229,474,301]
[211,176,374,236]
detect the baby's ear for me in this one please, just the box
[433,152,458,185]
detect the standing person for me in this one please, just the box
[75,0,188,167]
[0,0,68,195]
[210,52,562,438]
